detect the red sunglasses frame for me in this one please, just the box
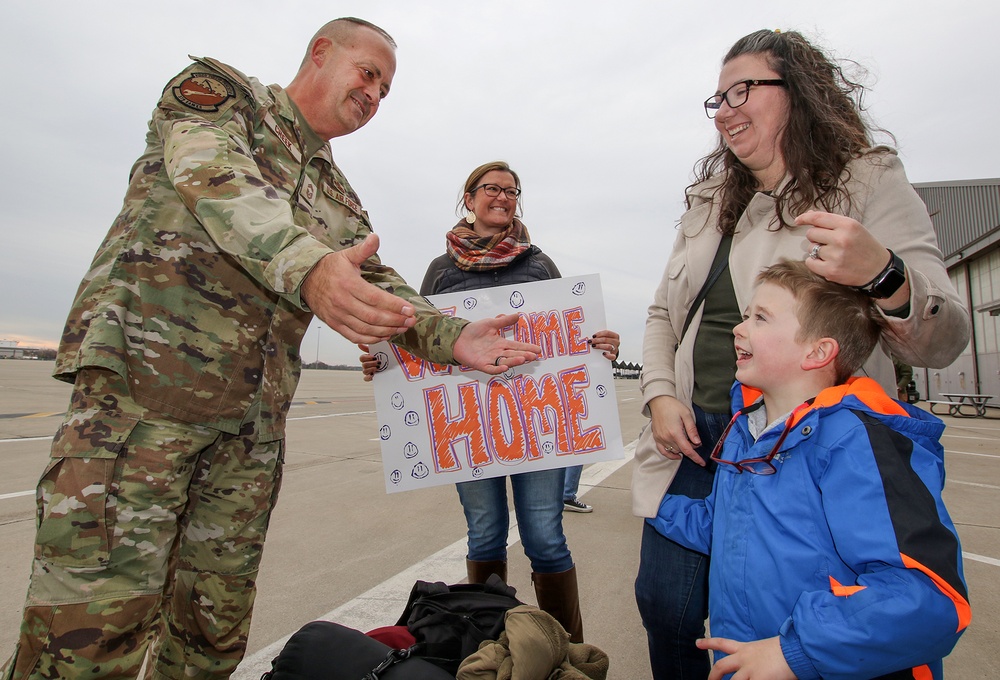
[710,400,813,475]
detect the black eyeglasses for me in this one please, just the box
[471,184,521,199]
[710,399,812,474]
[704,79,786,119]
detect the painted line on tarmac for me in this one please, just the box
[287,410,375,422]
[0,411,374,500]
[948,479,1000,490]
[947,450,1000,459]
[231,437,639,680]
[0,410,374,440]
[943,424,1000,432]
[964,552,1000,568]
[0,412,61,420]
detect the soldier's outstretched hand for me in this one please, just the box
[454,313,541,375]
[302,234,416,344]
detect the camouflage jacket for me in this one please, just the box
[55,57,467,440]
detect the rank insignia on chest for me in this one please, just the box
[172,73,235,112]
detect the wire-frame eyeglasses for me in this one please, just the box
[471,183,521,200]
[710,399,813,474]
[704,79,786,119]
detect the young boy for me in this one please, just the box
[650,260,970,680]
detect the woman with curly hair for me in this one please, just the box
[632,29,969,679]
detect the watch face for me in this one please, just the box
[873,267,906,299]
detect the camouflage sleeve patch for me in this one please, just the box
[171,73,235,112]
[159,63,246,123]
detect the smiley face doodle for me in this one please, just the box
[404,411,420,426]
[391,392,405,410]
[571,281,587,296]
[509,291,525,309]
[412,462,430,479]
[542,441,555,454]
[596,384,607,398]
[463,297,477,310]
[374,352,389,372]
[403,442,419,459]
[379,425,391,440]
[472,467,484,478]
[389,469,402,485]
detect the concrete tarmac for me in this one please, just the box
[0,360,995,678]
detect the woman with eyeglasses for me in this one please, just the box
[632,29,969,679]
[362,160,620,642]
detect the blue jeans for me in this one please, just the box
[634,405,729,680]
[456,467,573,574]
[562,465,583,501]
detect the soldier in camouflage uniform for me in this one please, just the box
[2,18,539,680]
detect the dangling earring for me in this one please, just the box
[465,212,476,225]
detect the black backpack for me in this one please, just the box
[396,574,523,675]
[260,620,453,679]
[262,575,522,679]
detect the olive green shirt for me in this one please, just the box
[692,234,741,414]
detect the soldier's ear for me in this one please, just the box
[310,37,334,67]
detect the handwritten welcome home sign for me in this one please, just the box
[369,274,625,493]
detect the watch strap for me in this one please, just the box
[855,249,905,299]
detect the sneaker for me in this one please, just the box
[563,498,593,513]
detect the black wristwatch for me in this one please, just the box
[855,250,906,299]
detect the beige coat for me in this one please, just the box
[632,148,970,517]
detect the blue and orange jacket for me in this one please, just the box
[651,377,970,680]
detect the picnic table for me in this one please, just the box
[928,393,996,418]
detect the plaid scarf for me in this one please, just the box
[445,218,533,272]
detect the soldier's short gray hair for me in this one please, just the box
[300,17,396,68]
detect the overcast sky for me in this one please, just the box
[2,0,997,368]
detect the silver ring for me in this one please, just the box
[809,243,822,260]
[494,356,503,366]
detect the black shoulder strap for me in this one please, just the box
[678,255,729,346]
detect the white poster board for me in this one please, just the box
[369,274,624,493]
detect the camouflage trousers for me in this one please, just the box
[2,369,285,679]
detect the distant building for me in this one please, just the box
[0,340,42,360]
[612,360,641,379]
[912,178,1000,399]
